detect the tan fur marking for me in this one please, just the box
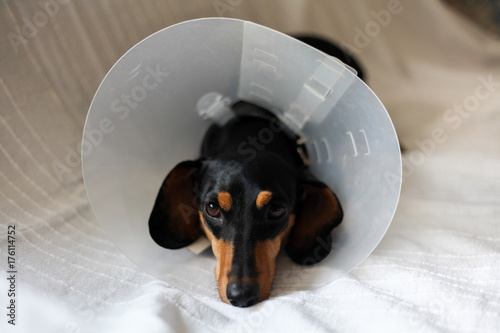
[218,191,233,211]
[254,214,295,301]
[199,212,233,304]
[256,191,273,209]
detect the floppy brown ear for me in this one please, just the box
[285,178,343,265]
[149,160,202,249]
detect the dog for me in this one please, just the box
[149,100,343,307]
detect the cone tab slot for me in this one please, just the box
[304,61,340,100]
[283,57,356,134]
[238,22,357,137]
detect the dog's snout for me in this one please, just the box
[226,282,260,307]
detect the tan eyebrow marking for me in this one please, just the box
[218,191,233,211]
[256,191,272,209]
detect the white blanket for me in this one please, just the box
[1,1,499,332]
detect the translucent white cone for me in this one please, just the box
[82,18,402,295]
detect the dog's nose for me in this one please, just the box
[226,282,260,307]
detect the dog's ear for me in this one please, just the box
[285,176,343,265]
[149,160,202,249]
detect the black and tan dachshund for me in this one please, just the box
[149,100,343,307]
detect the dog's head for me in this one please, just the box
[149,154,342,307]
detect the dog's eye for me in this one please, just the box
[267,205,286,220]
[205,202,221,218]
